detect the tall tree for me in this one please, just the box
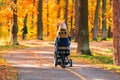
[56,0,61,30]
[24,14,28,27]
[102,0,107,40]
[64,0,68,27]
[12,0,19,45]
[0,7,2,37]
[46,0,49,36]
[77,0,91,55]
[113,0,120,65]
[37,0,43,40]
[70,0,74,39]
[21,14,28,40]
[92,0,100,41]
[57,0,60,19]
[74,0,79,42]
[31,0,35,28]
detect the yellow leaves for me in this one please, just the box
[0,0,4,2]
[0,65,18,80]
[0,58,6,65]
[0,0,5,5]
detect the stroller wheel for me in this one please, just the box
[54,55,57,67]
[69,59,72,67]
[61,54,65,68]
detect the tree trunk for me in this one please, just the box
[46,0,49,36]
[102,0,107,40]
[56,0,61,30]
[0,7,2,38]
[107,26,112,38]
[24,14,28,26]
[22,14,28,40]
[74,0,79,42]
[70,0,74,39]
[57,0,60,19]
[31,0,35,28]
[93,0,100,41]
[64,0,68,27]
[12,0,19,45]
[37,0,43,40]
[113,0,120,65]
[77,0,91,55]
[8,16,13,44]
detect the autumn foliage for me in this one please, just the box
[0,0,112,41]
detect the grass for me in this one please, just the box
[0,45,28,51]
[89,37,113,42]
[70,50,120,74]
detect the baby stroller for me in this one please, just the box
[54,29,72,68]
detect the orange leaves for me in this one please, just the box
[0,0,113,40]
[59,0,65,7]
[88,0,112,31]
[0,8,12,25]
[17,0,38,16]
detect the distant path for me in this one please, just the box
[3,40,120,80]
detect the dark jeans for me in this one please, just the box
[22,33,26,40]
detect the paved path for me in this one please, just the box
[3,41,120,80]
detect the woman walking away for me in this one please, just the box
[21,25,28,40]
[55,22,71,60]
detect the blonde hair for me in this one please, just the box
[54,22,68,43]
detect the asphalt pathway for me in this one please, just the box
[3,40,120,80]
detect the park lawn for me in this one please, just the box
[70,50,120,74]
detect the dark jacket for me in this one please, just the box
[22,26,28,34]
[55,29,71,55]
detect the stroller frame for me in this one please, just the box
[54,51,72,68]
